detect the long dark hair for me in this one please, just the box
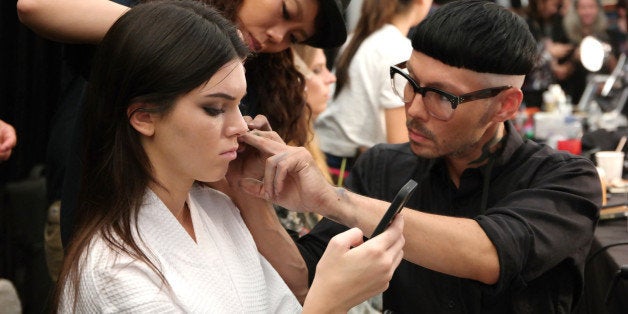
[333,0,413,99]
[199,0,310,145]
[54,0,249,310]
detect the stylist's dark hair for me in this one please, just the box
[54,0,249,310]
[412,0,537,75]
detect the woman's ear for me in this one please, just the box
[127,103,155,136]
[493,88,523,122]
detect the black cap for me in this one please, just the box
[304,0,350,49]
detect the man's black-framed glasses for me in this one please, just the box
[389,63,512,121]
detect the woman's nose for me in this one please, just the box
[228,112,249,137]
[326,71,336,84]
[266,26,290,45]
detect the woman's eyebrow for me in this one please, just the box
[204,92,236,100]
[292,0,304,20]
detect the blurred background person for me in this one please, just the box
[522,0,565,107]
[609,0,628,54]
[552,0,618,103]
[293,45,337,122]
[279,44,337,235]
[315,0,432,184]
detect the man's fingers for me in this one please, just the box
[247,115,272,131]
[240,131,287,155]
[263,153,278,198]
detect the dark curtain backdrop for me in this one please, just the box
[1,1,63,184]
[1,1,64,313]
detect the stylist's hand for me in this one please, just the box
[303,215,405,313]
[212,115,275,201]
[237,129,334,213]
[225,115,276,187]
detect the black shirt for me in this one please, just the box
[297,121,601,313]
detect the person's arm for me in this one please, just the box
[213,115,311,303]
[551,58,575,81]
[234,197,405,313]
[226,117,407,308]
[226,178,408,309]
[217,178,310,304]
[384,106,409,144]
[0,119,17,161]
[314,188,499,284]
[16,0,129,44]
[238,131,500,285]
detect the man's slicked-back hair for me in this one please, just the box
[411,0,537,75]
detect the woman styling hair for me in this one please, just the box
[16,0,352,247]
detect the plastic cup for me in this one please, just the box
[595,151,625,185]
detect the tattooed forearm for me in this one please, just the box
[324,187,349,223]
[335,187,348,200]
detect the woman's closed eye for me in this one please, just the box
[282,0,292,20]
[311,65,323,75]
[203,106,225,116]
[282,0,299,43]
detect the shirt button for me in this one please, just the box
[447,300,456,309]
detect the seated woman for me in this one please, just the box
[54,1,405,312]
[522,0,565,108]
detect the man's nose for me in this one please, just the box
[406,94,429,121]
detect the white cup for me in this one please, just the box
[595,151,625,185]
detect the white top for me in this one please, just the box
[315,24,412,157]
[60,185,302,313]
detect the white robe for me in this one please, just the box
[60,185,302,313]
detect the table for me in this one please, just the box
[578,218,628,314]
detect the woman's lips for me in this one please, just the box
[246,32,262,52]
[221,148,238,160]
